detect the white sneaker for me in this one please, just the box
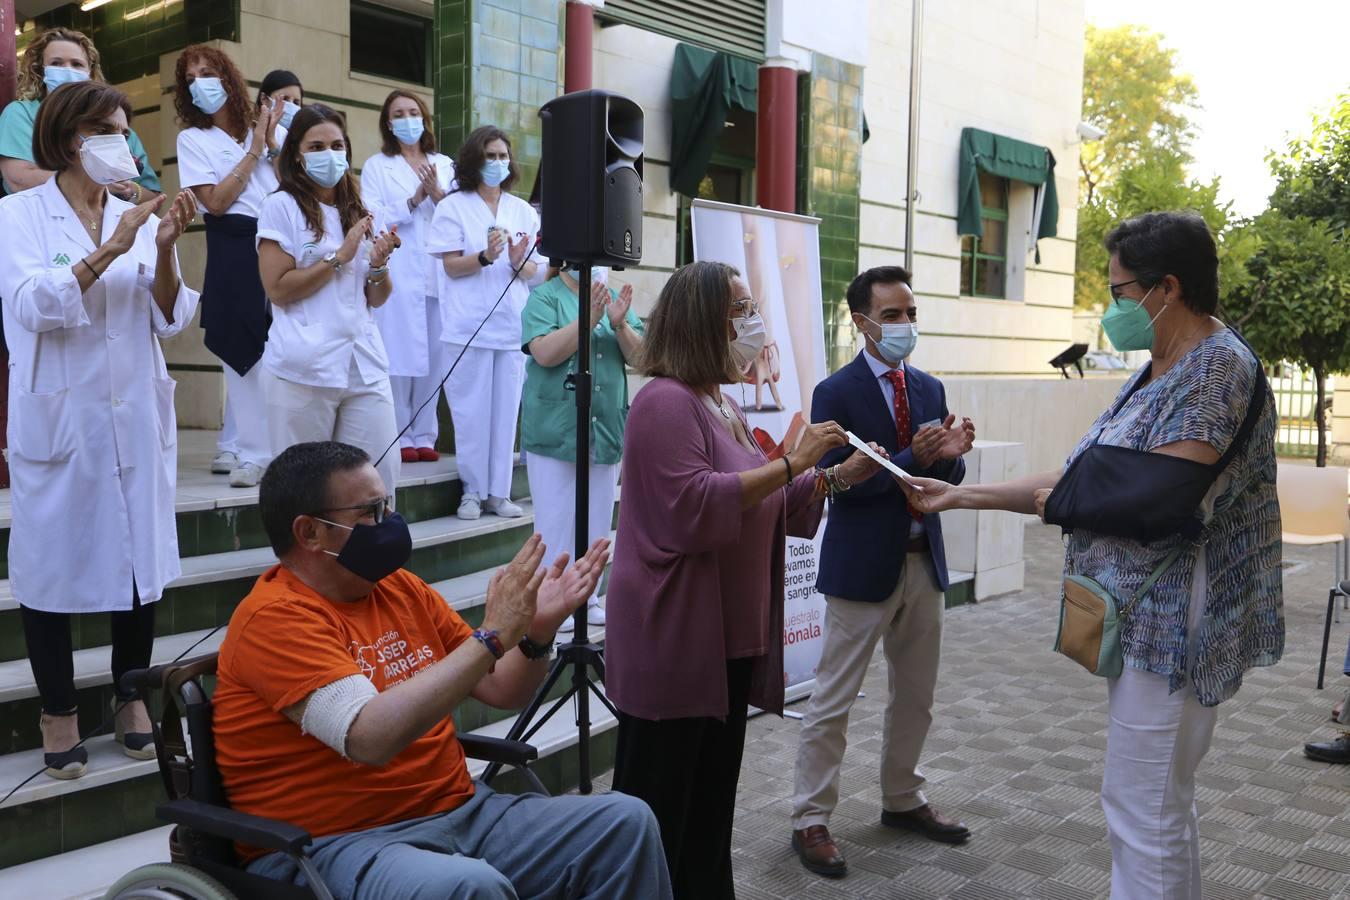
[587,602,606,626]
[211,450,239,474]
[483,497,524,518]
[557,616,575,633]
[458,493,482,520]
[228,462,263,488]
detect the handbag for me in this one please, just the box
[1049,329,1267,676]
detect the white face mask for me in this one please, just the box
[78,134,140,186]
[729,313,767,371]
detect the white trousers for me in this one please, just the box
[791,553,944,828]
[445,345,524,500]
[262,360,400,495]
[391,297,448,449]
[217,363,271,467]
[526,453,617,606]
[1101,548,1217,900]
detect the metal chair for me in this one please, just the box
[103,654,547,900]
[1276,463,1350,689]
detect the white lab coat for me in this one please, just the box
[0,178,198,613]
[359,150,455,377]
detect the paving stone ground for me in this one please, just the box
[593,522,1350,899]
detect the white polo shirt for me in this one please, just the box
[177,125,282,218]
[426,188,540,351]
[256,191,389,389]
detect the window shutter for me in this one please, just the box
[599,0,767,61]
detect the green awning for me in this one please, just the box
[669,43,758,196]
[957,127,1058,243]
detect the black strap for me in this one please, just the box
[1103,327,1266,476]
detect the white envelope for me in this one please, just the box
[845,431,922,489]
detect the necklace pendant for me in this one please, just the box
[719,405,731,420]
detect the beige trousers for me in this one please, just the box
[791,552,945,829]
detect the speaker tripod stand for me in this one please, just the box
[481,261,616,794]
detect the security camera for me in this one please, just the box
[1076,121,1106,142]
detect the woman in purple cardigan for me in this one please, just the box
[607,261,883,898]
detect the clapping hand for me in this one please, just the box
[106,194,166,255]
[418,163,445,204]
[484,227,507,261]
[507,233,532,268]
[588,279,607,325]
[338,214,374,265]
[911,414,975,467]
[607,283,633,329]
[369,225,400,268]
[534,539,612,634]
[154,190,198,250]
[482,535,548,646]
[256,96,285,151]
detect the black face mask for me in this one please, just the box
[316,512,412,583]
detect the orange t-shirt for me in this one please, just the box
[213,565,476,861]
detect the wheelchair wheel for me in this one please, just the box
[104,862,237,899]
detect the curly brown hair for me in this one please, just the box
[276,104,369,242]
[454,125,517,193]
[173,45,253,141]
[17,27,103,101]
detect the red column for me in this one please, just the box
[564,1,594,93]
[0,0,14,488]
[756,62,798,213]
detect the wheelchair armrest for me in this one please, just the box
[458,734,538,766]
[157,798,313,856]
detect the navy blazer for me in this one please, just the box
[812,351,966,601]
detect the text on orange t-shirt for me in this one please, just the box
[213,565,476,862]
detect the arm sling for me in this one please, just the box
[1046,330,1267,677]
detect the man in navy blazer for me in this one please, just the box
[791,266,975,878]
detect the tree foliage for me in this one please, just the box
[1225,94,1350,465]
[1078,24,1199,206]
[1075,25,1212,310]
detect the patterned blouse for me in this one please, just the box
[1063,329,1284,706]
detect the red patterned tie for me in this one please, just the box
[884,369,923,521]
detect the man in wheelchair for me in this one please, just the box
[210,442,671,899]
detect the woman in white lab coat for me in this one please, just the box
[256,104,402,494]
[173,44,285,488]
[426,125,541,521]
[360,90,455,464]
[0,82,198,780]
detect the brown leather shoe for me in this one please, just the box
[880,804,971,844]
[791,825,847,878]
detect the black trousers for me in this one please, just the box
[20,591,155,713]
[612,657,754,900]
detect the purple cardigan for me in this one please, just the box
[605,377,824,720]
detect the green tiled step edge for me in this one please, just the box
[0,468,530,578]
[0,519,536,666]
[0,725,619,870]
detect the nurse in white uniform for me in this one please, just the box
[256,103,402,495]
[0,81,198,779]
[360,90,455,464]
[426,125,540,521]
[174,44,285,487]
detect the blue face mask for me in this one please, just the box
[42,65,89,94]
[861,315,918,365]
[278,99,300,130]
[391,116,424,145]
[1101,286,1164,352]
[189,76,228,115]
[480,158,510,187]
[303,149,349,188]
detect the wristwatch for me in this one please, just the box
[517,634,553,660]
[477,250,491,267]
[323,251,343,272]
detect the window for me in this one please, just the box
[676,105,757,265]
[350,1,431,86]
[960,172,1009,298]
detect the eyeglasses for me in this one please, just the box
[1108,279,1140,301]
[313,495,395,524]
[729,297,760,319]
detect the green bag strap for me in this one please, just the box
[1119,540,1192,618]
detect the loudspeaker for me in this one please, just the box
[539,89,643,266]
